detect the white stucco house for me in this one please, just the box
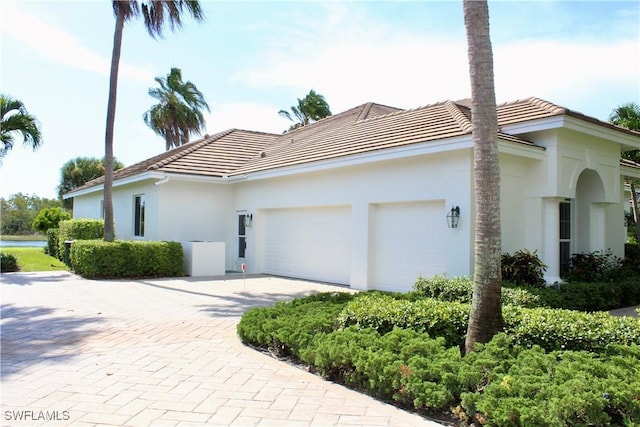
[65,97,640,291]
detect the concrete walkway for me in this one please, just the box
[1,272,442,426]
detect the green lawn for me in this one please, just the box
[1,247,68,272]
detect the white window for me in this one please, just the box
[134,195,145,237]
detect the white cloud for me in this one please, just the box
[206,102,292,135]
[493,39,640,105]
[1,2,153,83]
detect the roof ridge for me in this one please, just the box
[527,97,566,115]
[445,100,472,133]
[148,129,236,171]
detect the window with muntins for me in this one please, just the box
[134,195,145,237]
[559,201,571,275]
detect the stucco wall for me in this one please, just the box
[233,149,474,288]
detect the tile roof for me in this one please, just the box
[69,97,639,194]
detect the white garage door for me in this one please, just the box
[371,201,447,292]
[262,206,351,285]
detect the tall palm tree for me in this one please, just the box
[0,95,42,160]
[278,89,332,131]
[144,67,209,151]
[463,0,503,354]
[103,1,204,241]
[610,102,640,242]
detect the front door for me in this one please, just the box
[238,213,247,268]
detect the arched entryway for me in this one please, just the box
[572,168,606,255]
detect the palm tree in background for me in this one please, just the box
[144,67,210,151]
[278,89,332,131]
[610,102,640,243]
[463,0,503,354]
[58,156,125,209]
[0,94,42,161]
[103,1,204,241]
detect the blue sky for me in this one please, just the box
[1,0,638,200]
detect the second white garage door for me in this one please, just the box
[371,201,447,292]
[262,206,351,285]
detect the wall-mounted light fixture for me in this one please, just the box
[446,206,460,228]
[244,213,253,227]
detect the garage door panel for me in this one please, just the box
[263,206,350,284]
[372,201,446,292]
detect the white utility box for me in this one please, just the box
[181,241,225,277]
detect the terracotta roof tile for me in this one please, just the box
[68,97,639,194]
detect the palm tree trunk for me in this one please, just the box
[463,0,503,355]
[103,10,125,242]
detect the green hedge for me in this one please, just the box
[46,228,59,258]
[70,240,184,279]
[414,274,640,312]
[338,293,640,352]
[58,219,104,261]
[413,275,542,308]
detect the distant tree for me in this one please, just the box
[0,94,42,160]
[58,157,124,209]
[0,193,61,235]
[32,207,71,233]
[278,89,332,131]
[144,67,210,151]
[610,102,640,242]
[463,0,503,355]
[103,0,205,242]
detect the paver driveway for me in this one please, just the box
[1,272,442,426]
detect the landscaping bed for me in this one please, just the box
[237,277,640,426]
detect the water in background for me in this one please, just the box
[0,240,47,248]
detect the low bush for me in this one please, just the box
[238,294,640,426]
[46,228,59,258]
[338,293,640,353]
[237,292,355,358]
[300,327,462,411]
[338,293,469,347]
[563,250,625,283]
[460,336,640,426]
[414,275,542,308]
[70,239,184,279]
[0,252,19,272]
[415,274,640,312]
[501,249,547,287]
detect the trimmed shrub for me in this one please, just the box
[501,249,547,287]
[300,327,462,410]
[503,305,640,352]
[237,292,355,358]
[70,239,184,279]
[58,219,104,261]
[461,336,640,426]
[338,293,640,353]
[413,275,543,308]
[416,274,640,312]
[338,293,469,347]
[46,228,59,258]
[0,252,19,272]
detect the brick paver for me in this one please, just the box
[1,272,442,426]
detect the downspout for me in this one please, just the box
[155,176,171,186]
